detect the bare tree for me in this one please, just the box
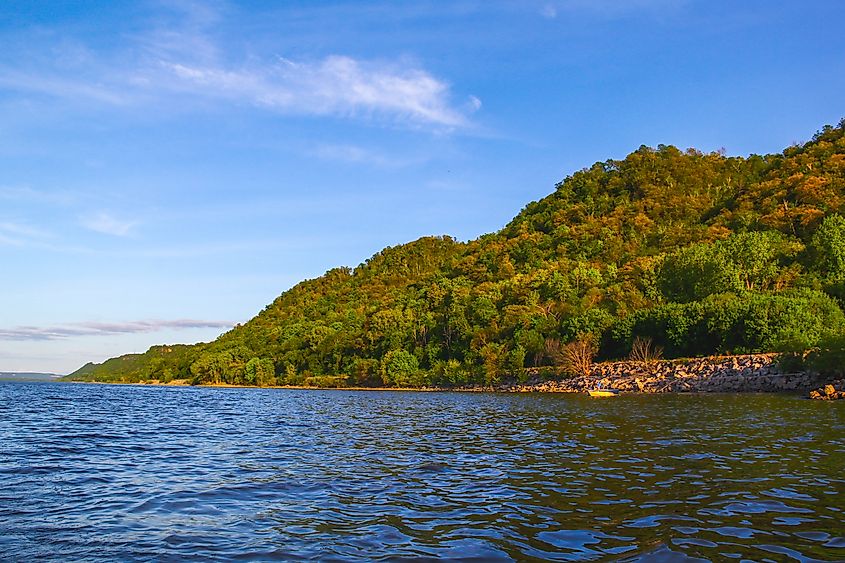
[560,335,597,377]
[544,338,563,365]
[629,336,663,364]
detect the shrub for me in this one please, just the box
[349,358,380,386]
[431,359,470,387]
[805,333,845,378]
[302,375,349,388]
[560,335,597,377]
[538,367,557,381]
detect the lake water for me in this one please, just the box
[1,382,843,561]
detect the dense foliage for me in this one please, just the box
[66,121,845,386]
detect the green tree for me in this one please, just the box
[809,214,845,280]
[245,357,275,386]
[381,350,422,387]
[721,231,800,291]
[658,243,740,302]
[480,342,506,386]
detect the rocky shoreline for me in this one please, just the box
[501,354,822,394]
[73,353,844,398]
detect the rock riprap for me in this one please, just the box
[509,354,818,394]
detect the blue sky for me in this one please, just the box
[1,0,843,373]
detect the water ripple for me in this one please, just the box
[1,383,844,561]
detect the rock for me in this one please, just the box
[809,382,845,400]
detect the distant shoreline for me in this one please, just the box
[72,380,452,393]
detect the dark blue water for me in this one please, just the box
[1,382,843,561]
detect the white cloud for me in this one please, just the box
[81,212,138,237]
[466,95,482,112]
[155,55,476,128]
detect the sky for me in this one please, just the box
[1,0,843,374]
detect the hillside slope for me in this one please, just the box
[67,120,845,386]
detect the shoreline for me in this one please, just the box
[65,353,831,395]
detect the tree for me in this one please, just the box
[381,350,422,387]
[721,231,800,291]
[480,342,506,386]
[809,214,845,280]
[658,242,741,302]
[245,357,275,386]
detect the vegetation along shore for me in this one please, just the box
[69,353,834,397]
[66,121,845,396]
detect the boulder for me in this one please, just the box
[809,381,844,400]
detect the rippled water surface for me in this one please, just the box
[1,383,844,561]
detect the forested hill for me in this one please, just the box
[67,120,845,386]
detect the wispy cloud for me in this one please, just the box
[0,186,76,206]
[310,143,426,168]
[81,212,138,237]
[540,4,559,19]
[0,221,49,239]
[0,319,234,341]
[0,232,22,246]
[154,55,474,128]
[539,0,686,18]
[0,221,51,246]
[0,68,133,106]
[0,3,478,130]
[0,219,96,253]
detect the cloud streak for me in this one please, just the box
[539,0,687,18]
[310,143,427,168]
[0,221,52,246]
[0,68,132,105]
[0,186,77,206]
[81,212,139,237]
[151,55,473,128]
[0,319,234,341]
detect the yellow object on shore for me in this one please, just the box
[588,389,620,397]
